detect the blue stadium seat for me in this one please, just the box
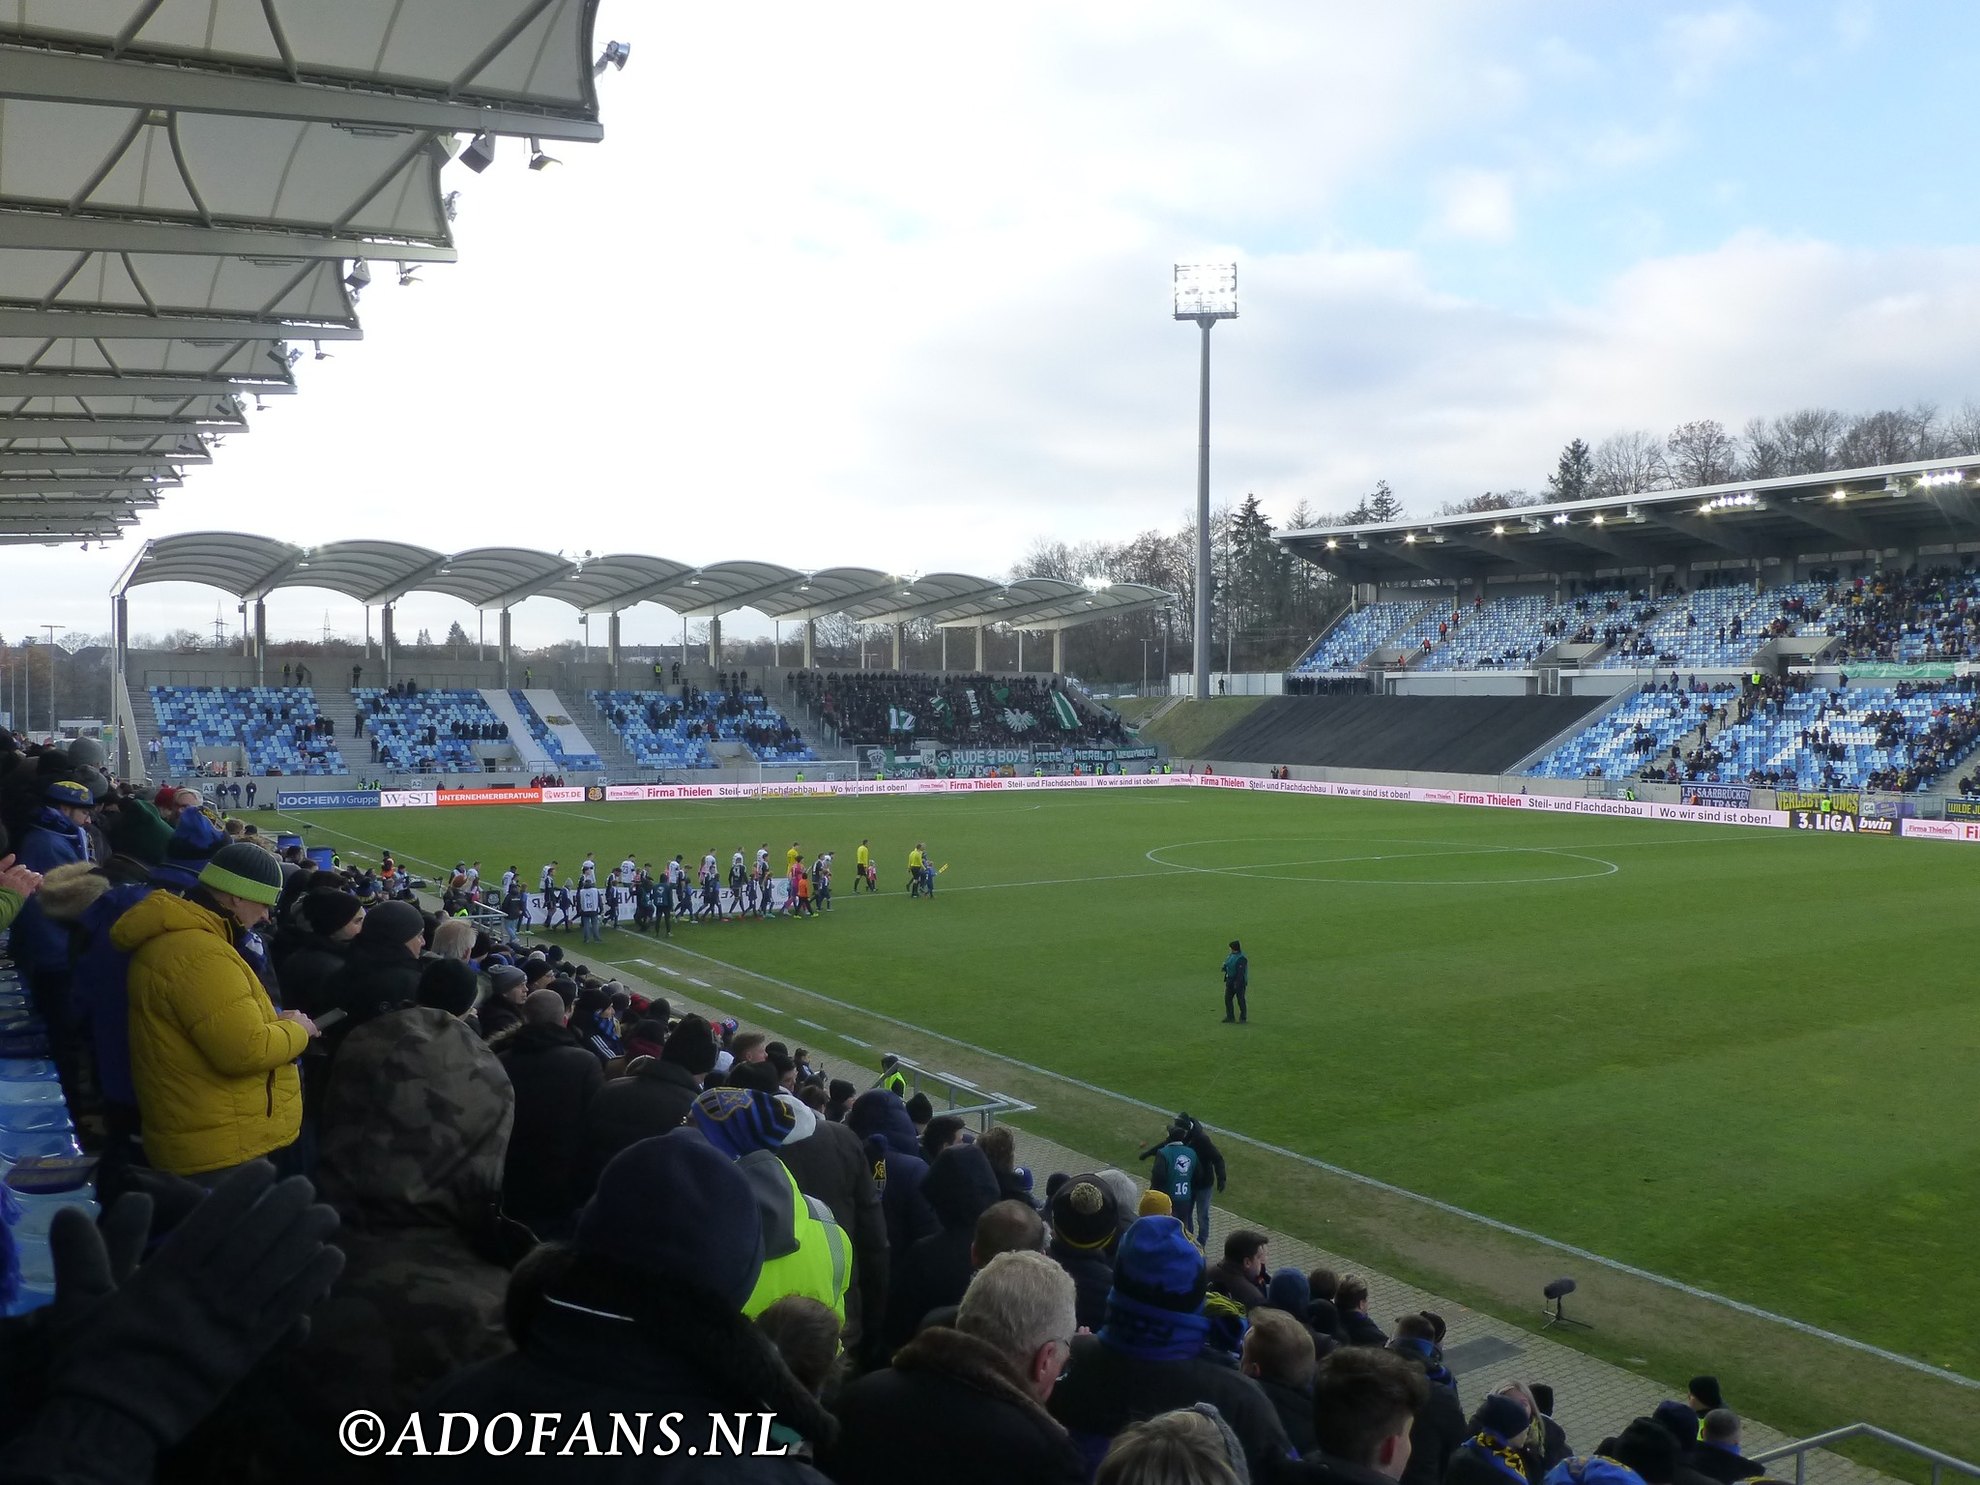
[354,687,503,773]
[590,689,818,768]
[145,686,345,775]
[508,691,603,771]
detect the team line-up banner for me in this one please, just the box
[277,773,1980,844]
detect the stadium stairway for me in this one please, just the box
[309,686,362,770]
[477,689,555,770]
[565,690,646,778]
[1198,694,1609,772]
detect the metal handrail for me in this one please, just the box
[872,1056,1036,1131]
[1750,1423,1980,1485]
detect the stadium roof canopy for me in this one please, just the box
[0,1,610,546]
[1279,456,1980,586]
[114,533,1175,632]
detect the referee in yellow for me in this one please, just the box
[854,838,873,892]
[907,842,924,896]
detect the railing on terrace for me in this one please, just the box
[1752,1424,1979,1485]
[868,1055,1035,1131]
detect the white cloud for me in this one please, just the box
[1659,5,1769,92]
[1431,170,1518,242]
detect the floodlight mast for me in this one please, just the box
[1174,263,1237,701]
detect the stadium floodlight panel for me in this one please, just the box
[1173,262,1238,319]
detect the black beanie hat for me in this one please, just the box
[662,1014,718,1076]
[1688,1375,1725,1412]
[301,889,363,937]
[905,1091,933,1125]
[416,958,479,1018]
[1610,1420,1679,1485]
[1050,1173,1120,1252]
[358,898,425,947]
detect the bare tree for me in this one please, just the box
[1738,416,1785,480]
[1588,430,1667,499]
[1664,419,1739,487]
[1836,404,1940,468]
[1435,489,1541,515]
[1773,407,1847,473]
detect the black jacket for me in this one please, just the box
[275,933,349,1019]
[1206,1258,1268,1311]
[1047,1240,1113,1333]
[328,941,424,1025]
[417,1300,829,1485]
[1256,1373,1318,1457]
[581,1056,700,1187]
[1048,1334,1290,1479]
[1687,1444,1764,1484]
[1187,1123,1227,1190]
[477,996,523,1043]
[1265,1452,1409,1485]
[882,1144,1000,1349]
[1341,1308,1389,1348]
[825,1324,1085,1485]
[497,1023,604,1234]
[1400,1372,1467,1485]
[777,1117,890,1354]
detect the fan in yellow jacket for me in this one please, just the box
[113,841,318,1177]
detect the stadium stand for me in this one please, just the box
[591,688,816,768]
[1814,568,1980,660]
[508,691,603,771]
[1525,688,1722,780]
[1288,600,1430,675]
[1653,682,1980,791]
[354,686,508,773]
[1409,593,1551,670]
[790,670,1130,747]
[147,686,345,776]
[1198,695,1607,772]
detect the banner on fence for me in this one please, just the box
[1775,789,1860,815]
[436,788,543,807]
[1682,784,1752,808]
[275,789,378,810]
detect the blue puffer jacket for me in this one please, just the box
[7,807,91,975]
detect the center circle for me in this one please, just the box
[1145,836,1619,887]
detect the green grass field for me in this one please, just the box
[276,788,1980,1392]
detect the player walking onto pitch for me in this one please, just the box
[1221,939,1249,1023]
[816,851,833,912]
[728,848,749,915]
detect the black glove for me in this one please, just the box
[40,1160,344,1448]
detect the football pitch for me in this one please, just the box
[276,787,1980,1389]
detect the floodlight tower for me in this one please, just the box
[1174,263,1237,701]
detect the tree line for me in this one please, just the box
[1434,400,1979,516]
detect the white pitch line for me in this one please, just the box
[714,988,744,1001]
[840,1034,871,1049]
[752,1001,782,1014]
[796,1018,827,1031]
[684,976,710,986]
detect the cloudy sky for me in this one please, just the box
[13,0,1980,647]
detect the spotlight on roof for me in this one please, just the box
[459,132,497,173]
[1921,469,1964,488]
[313,341,332,360]
[1325,538,1339,549]
[594,39,631,75]
[1592,514,1604,525]
[528,137,560,171]
[1551,512,1570,525]
[1492,524,1505,536]
[397,264,421,287]
[344,259,371,293]
[1832,488,1847,500]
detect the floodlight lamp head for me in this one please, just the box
[594,40,631,75]
[460,132,497,173]
[528,137,560,171]
[1173,262,1238,321]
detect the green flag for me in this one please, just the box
[1050,692,1078,730]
